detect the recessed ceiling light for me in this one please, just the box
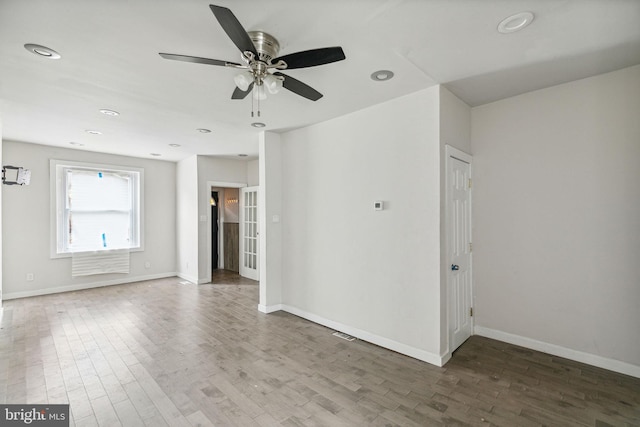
[85,130,102,135]
[497,12,534,34]
[99,109,120,116]
[169,143,181,147]
[238,154,248,157]
[371,70,394,81]
[69,142,84,146]
[24,43,61,59]
[251,122,266,128]
[197,128,211,133]
[150,153,162,157]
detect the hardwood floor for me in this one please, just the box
[211,269,258,286]
[1,277,638,426]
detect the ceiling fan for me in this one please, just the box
[159,4,346,115]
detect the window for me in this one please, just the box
[51,160,143,256]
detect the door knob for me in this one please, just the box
[451,264,459,271]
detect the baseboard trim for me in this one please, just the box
[176,273,198,284]
[474,326,640,379]
[279,304,445,367]
[258,304,282,314]
[2,273,178,300]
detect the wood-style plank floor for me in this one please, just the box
[1,275,638,426]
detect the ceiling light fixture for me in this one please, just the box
[99,109,120,116]
[251,122,266,128]
[69,142,84,146]
[85,130,102,135]
[150,153,162,157]
[371,70,394,81]
[497,12,534,34]
[159,5,345,119]
[24,43,61,59]
[169,144,181,147]
[231,32,285,117]
[197,128,211,133]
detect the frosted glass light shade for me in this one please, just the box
[253,84,267,100]
[234,72,253,91]
[264,74,283,94]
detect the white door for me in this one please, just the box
[446,146,473,353]
[239,186,259,280]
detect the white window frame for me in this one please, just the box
[50,159,144,258]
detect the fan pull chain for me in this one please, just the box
[250,87,261,117]
[257,89,261,117]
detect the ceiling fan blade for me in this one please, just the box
[231,83,254,100]
[273,47,345,70]
[159,53,240,67]
[273,72,323,101]
[209,5,257,56]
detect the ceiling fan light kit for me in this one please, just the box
[234,72,253,92]
[263,73,284,94]
[159,4,345,118]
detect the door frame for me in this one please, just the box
[206,181,246,279]
[444,145,474,357]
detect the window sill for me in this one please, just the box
[50,246,144,259]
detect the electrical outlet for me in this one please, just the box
[26,273,34,281]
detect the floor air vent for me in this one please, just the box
[332,331,356,341]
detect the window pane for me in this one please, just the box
[68,170,131,211]
[70,211,131,251]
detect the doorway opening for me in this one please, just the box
[208,183,258,285]
[210,187,240,278]
[211,191,219,270]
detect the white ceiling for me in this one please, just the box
[1,0,639,161]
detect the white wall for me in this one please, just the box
[440,86,472,154]
[0,119,3,303]
[277,87,444,363]
[472,65,640,373]
[176,155,199,283]
[439,87,472,354]
[247,159,259,186]
[258,132,283,311]
[2,141,176,299]
[196,156,248,282]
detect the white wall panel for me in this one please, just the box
[472,65,640,368]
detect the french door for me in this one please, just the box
[239,186,259,280]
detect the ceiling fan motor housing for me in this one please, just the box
[247,31,280,64]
